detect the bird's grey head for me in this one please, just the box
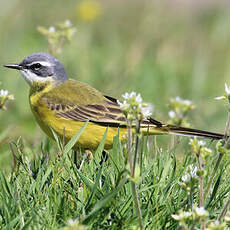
[4,52,68,86]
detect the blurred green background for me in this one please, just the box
[1,0,230,169]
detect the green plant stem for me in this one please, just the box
[133,120,143,229]
[128,120,143,229]
[196,150,206,229]
[131,181,143,229]
[189,223,195,230]
[189,185,194,209]
[196,153,204,207]
[218,197,230,221]
[223,109,230,141]
[127,123,133,172]
[204,111,230,201]
[217,111,230,221]
[132,120,141,176]
[204,154,223,201]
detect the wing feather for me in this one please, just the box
[46,95,157,127]
[41,80,157,128]
[45,95,126,126]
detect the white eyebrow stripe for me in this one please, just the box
[28,61,53,67]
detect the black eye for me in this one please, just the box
[31,63,42,70]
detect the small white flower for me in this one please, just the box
[189,138,194,145]
[181,174,190,182]
[175,96,182,102]
[141,107,152,118]
[0,89,9,97]
[130,91,137,98]
[122,92,131,100]
[213,220,220,226]
[169,110,176,118]
[177,212,190,219]
[49,26,56,32]
[122,92,142,103]
[135,93,143,104]
[172,211,192,220]
[195,207,208,217]
[225,83,230,95]
[65,19,72,27]
[67,218,77,225]
[181,165,198,182]
[215,96,226,100]
[183,211,192,218]
[184,100,192,106]
[119,102,130,111]
[188,165,198,178]
[141,103,154,118]
[118,99,129,109]
[119,91,153,119]
[198,140,206,147]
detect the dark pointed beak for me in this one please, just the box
[3,64,22,70]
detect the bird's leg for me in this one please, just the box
[72,148,86,168]
[96,150,108,187]
[73,149,93,170]
[99,150,108,166]
[73,150,80,168]
[94,150,108,172]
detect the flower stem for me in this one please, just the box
[132,120,141,176]
[196,153,204,207]
[217,111,230,221]
[196,151,206,230]
[131,120,143,229]
[127,123,133,172]
[131,181,143,229]
[223,109,230,141]
[218,197,230,221]
[204,111,230,201]
[204,154,223,201]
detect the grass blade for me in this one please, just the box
[63,121,89,154]
[82,177,127,224]
[93,127,108,159]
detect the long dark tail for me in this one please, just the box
[146,117,224,140]
[167,125,224,140]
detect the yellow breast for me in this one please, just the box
[29,85,127,150]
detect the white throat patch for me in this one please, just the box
[20,69,52,85]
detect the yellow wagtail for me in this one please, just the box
[4,52,224,150]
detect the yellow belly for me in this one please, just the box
[30,101,127,150]
[28,85,163,150]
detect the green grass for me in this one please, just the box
[1,124,230,229]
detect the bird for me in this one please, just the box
[4,52,225,150]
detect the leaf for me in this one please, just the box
[63,121,88,154]
[85,166,103,211]
[82,177,127,224]
[2,216,20,230]
[93,127,108,159]
[110,130,121,173]
[73,166,103,197]
[40,167,52,190]
[50,128,62,151]
[0,170,13,198]
[207,168,223,207]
